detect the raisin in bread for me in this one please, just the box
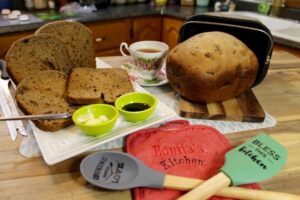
[67,68,134,104]
[35,20,96,69]
[15,70,75,132]
[5,34,74,85]
[166,31,259,103]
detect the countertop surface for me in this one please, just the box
[0,4,212,34]
[0,4,299,49]
[1,51,300,199]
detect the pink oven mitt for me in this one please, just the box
[126,120,260,200]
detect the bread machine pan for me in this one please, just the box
[178,13,273,87]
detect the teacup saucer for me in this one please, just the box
[121,62,168,87]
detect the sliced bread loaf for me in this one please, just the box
[67,68,134,104]
[5,34,74,85]
[35,20,96,69]
[15,70,75,132]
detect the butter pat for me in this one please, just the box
[78,112,109,125]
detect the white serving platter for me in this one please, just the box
[19,58,176,165]
[31,83,176,165]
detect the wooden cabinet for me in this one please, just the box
[285,0,300,9]
[0,19,132,59]
[0,31,33,59]
[132,16,162,42]
[87,17,162,56]
[0,17,161,59]
[1,16,299,59]
[86,19,131,57]
[87,16,162,56]
[162,17,184,50]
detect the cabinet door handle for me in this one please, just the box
[95,37,105,42]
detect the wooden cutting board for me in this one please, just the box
[179,90,265,122]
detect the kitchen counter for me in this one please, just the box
[0,4,212,35]
[0,4,299,49]
[1,51,300,199]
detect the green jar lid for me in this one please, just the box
[257,0,271,15]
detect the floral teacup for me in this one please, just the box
[120,41,169,80]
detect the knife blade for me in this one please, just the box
[0,59,27,139]
[0,60,18,140]
[0,88,18,140]
[0,112,72,121]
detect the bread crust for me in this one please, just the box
[7,21,99,132]
[15,70,75,132]
[35,20,96,69]
[67,68,134,105]
[166,31,259,103]
[5,34,74,85]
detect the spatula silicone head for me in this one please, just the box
[221,133,287,185]
[178,133,288,200]
[80,151,165,190]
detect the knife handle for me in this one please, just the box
[0,59,9,80]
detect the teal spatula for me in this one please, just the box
[178,133,288,200]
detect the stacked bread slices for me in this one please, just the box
[6,21,134,132]
[5,34,74,84]
[35,20,96,69]
[15,70,75,131]
[67,68,134,105]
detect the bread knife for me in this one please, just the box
[0,60,18,140]
[0,113,72,121]
[0,59,27,139]
[0,87,18,140]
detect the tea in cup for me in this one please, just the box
[120,41,169,80]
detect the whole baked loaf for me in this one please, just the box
[5,34,74,85]
[15,70,75,132]
[35,20,96,69]
[67,68,134,104]
[166,31,259,103]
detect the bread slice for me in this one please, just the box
[15,70,75,132]
[5,34,74,85]
[35,20,96,69]
[67,68,134,104]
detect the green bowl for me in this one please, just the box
[72,104,119,136]
[115,92,158,122]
